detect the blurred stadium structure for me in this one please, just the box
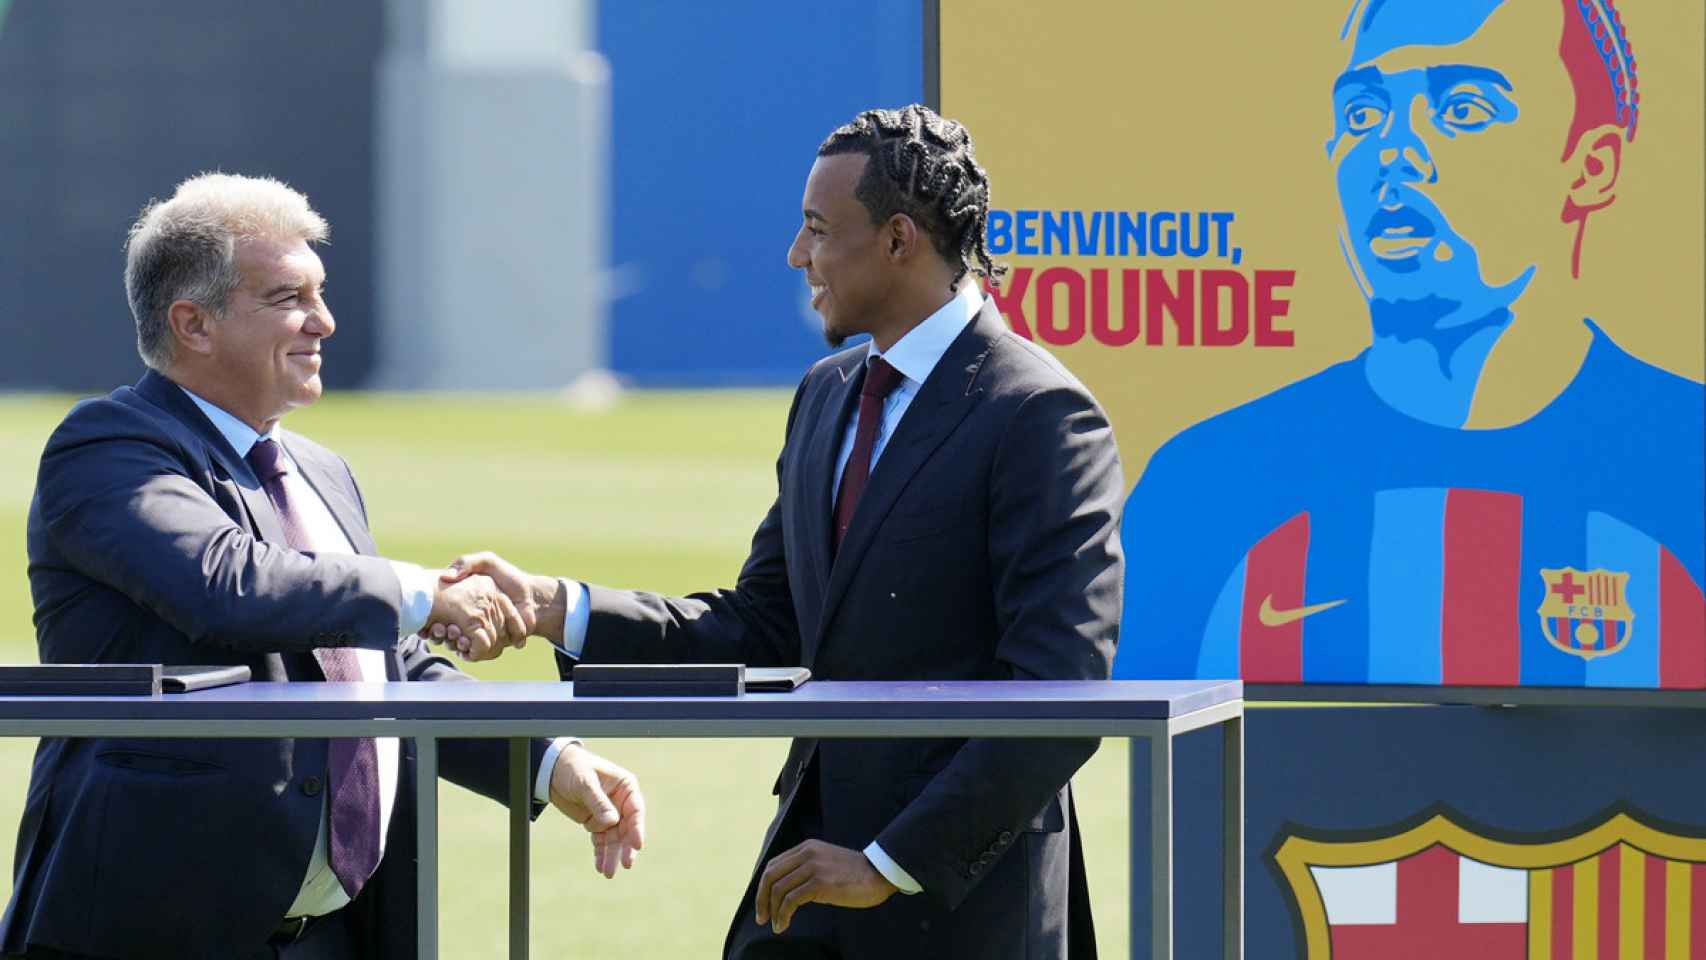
[0,0,923,391]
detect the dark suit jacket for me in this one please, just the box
[2,370,547,960]
[573,301,1124,958]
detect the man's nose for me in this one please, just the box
[786,227,809,270]
[306,302,335,338]
[1376,97,1438,187]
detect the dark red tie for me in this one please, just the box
[834,356,904,551]
[246,438,382,900]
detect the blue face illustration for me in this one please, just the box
[1328,0,1540,326]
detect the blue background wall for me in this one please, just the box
[599,2,923,386]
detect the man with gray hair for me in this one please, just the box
[1,173,645,960]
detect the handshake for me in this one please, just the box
[419,552,558,662]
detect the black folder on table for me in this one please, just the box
[572,664,810,697]
[0,664,251,696]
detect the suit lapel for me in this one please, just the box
[811,304,1002,657]
[280,432,379,556]
[802,360,865,596]
[133,371,289,545]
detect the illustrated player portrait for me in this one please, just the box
[1114,0,1704,688]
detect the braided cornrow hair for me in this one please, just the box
[817,104,1009,293]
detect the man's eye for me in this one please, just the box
[1439,94,1496,131]
[1345,102,1386,134]
[808,226,826,237]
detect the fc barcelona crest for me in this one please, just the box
[1537,567,1634,660]
[1272,807,1706,958]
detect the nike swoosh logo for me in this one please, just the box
[1257,595,1346,627]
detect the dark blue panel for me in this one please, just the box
[0,0,381,391]
[1133,705,1706,958]
[600,1,923,386]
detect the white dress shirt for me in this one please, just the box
[556,283,985,895]
[180,387,569,917]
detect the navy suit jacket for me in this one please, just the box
[574,302,1125,959]
[3,370,546,960]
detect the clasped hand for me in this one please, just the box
[421,552,558,662]
[421,572,530,661]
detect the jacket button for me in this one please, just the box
[968,862,983,876]
[998,831,1014,844]
[302,776,323,797]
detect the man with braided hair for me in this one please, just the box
[443,104,1123,958]
[1115,0,1704,688]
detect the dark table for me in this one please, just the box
[0,679,1243,959]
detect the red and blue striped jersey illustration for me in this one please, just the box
[1193,497,1703,686]
[1115,324,1705,688]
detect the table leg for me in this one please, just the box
[1223,716,1243,960]
[1152,733,1174,960]
[417,736,439,960]
[510,738,531,960]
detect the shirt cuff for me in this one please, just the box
[534,736,582,805]
[392,561,438,637]
[559,579,591,658]
[862,842,922,895]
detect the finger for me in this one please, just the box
[593,830,615,879]
[763,858,814,932]
[575,777,621,833]
[754,856,782,925]
[461,625,495,662]
[430,623,447,641]
[616,782,647,851]
[445,623,462,643]
[775,877,821,934]
[491,590,527,647]
[559,759,621,833]
[441,552,491,582]
[757,845,801,927]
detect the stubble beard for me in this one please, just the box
[821,313,849,349]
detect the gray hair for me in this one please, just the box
[124,173,329,370]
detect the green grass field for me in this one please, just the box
[0,391,1133,956]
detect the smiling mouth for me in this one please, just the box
[808,281,827,308]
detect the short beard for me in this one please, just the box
[822,325,848,349]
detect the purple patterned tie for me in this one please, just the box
[246,438,382,900]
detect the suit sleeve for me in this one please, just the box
[874,381,1125,910]
[570,378,810,671]
[36,401,402,653]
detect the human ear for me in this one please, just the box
[167,300,217,357]
[886,214,918,260]
[1564,124,1623,214]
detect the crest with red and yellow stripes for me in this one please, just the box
[1274,808,1706,958]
